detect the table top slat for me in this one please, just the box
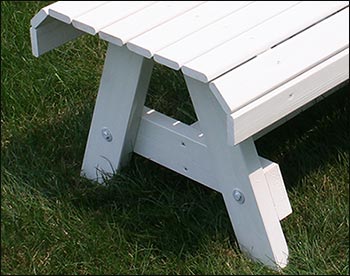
[98,1,205,46]
[31,3,56,28]
[182,1,349,82]
[126,1,252,58]
[153,1,300,70]
[209,8,349,114]
[71,1,157,35]
[48,1,110,24]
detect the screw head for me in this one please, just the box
[233,189,245,204]
[101,127,113,142]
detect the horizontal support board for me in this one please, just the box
[252,81,347,141]
[229,48,349,145]
[134,107,292,220]
[134,107,218,191]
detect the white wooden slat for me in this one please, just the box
[209,8,349,115]
[182,1,349,82]
[72,1,157,35]
[153,1,300,70]
[48,1,110,24]
[252,81,348,141]
[126,1,252,58]
[230,48,349,145]
[134,107,220,192]
[30,3,55,28]
[99,1,206,46]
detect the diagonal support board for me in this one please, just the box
[185,76,289,269]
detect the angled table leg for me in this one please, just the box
[185,76,289,269]
[81,43,154,182]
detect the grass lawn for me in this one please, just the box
[1,1,349,275]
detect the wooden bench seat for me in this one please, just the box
[30,1,349,270]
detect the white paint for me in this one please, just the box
[48,1,109,24]
[185,76,289,269]
[30,3,54,28]
[135,107,292,221]
[230,48,349,145]
[154,1,300,70]
[81,44,154,182]
[134,107,219,192]
[260,158,292,221]
[72,1,157,35]
[99,1,205,46]
[210,8,349,114]
[29,2,349,269]
[126,1,252,58]
[252,81,348,141]
[182,1,349,82]
[30,18,84,57]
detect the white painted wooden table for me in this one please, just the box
[30,1,349,270]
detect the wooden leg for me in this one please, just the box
[185,76,289,269]
[81,43,153,182]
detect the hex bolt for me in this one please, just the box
[101,127,113,142]
[233,189,245,204]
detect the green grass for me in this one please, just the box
[1,1,349,275]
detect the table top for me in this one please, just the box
[31,1,348,84]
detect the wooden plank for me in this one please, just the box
[30,20,84,57]
[72,1,157,35]
[99,1,205,46]
[48,1,109,24]
[30,3,55,28]
[252,80,348,141]
[135,107,293,218]
[210,8,349,115]
[153,1,300,70]
[182,1,349,82]
[81,44,153,182]
[229,48,349,145]
[126,1,252,58]
[134,107,219,192]
[260,158,292,221]
[185,76,289,269]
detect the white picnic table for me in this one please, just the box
[30,1,349,270]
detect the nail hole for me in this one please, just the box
[183,167,188,172]
[181,141,186,147]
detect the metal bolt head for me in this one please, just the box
[233,189,245,204]
[101,127,113,142]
